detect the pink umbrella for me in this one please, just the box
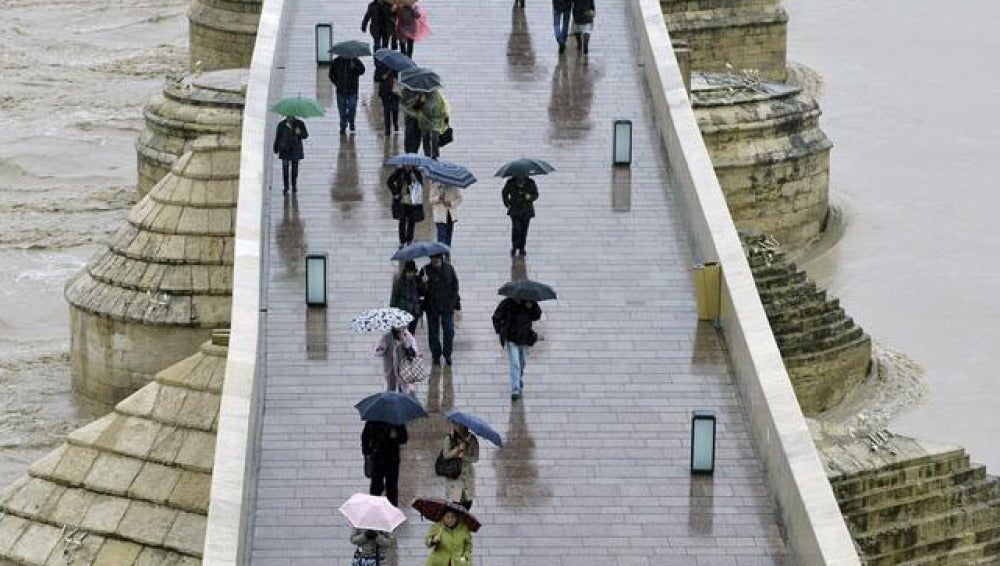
[339,493,407,532]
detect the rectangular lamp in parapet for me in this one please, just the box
[305,253,328,306]
[692,262,721,321]
[315,23,333,65]
[613,119,632,166]
[690,410,717,474]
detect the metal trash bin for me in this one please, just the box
[692,262,720,321]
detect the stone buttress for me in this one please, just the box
[187,0,263,72]
[0,336,227,565]
[65,135,238,405]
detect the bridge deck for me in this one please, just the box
[250,0,789,564]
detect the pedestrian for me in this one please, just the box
[374,326,419,393]
[413,90,450,160]
[272,114,308,195]
[424,509,473,566]
[571,0,595,54]
[428,181,462,248]
[330,55,366,134]
[362,0,396,50]
[350,528,392,566]
[492,297,542,400]
[501,175,539,256]
[441,422,479,509]
[419,253,459,366]
[390,260,424,334]
[387,165,425,247]
[361,420,408,507]
[552,0,573,53]
[375,62,400,136]
[395,2,424,57]
[400,88,422,153]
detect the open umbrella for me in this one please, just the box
[424,160,477,188]
[386,153,436,168]
[329,40,372,58]
[498,279,557,302]
[375,48,417,72]
[351,307,414,333]
[339,493,407,532]
[494,158,556,178]
[355,392,428,424]
[412,497,481,532]
[391,241,450,261]
[445,409,502,447]
[399,67,442,92]
[270,96,325,118]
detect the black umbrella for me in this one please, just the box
[355,392,428,425]
[494,158,556,178]
[329,40,372,58]
[498,279,557,302]
[399,66,443,92]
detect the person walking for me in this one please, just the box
[492,297,542,400]
[441,422,479,509]
[571,0,595,54]
[330,55,366,134]
[272,115,308,195]
[400,88,423,154]
[361,0,396,50]
[375,62,400,135]
[374,326,419,394]
[552,0,573,54]
[428,181,462,248]
[413,90,450,160]
[390,260,424,334]
[419,254,459,366]
[424,510,472,566]
[395,2,424,57]
[387,165,425,247]
[361,420,408,507]
[502,175,539,256]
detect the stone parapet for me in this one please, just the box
[0,338,226,565]
[136,69,246,198]
[695,75,832,250]
[188,0,263,71]
[66,135,239,404]
[660,0,788,81]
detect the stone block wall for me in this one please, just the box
[188,0,262,72]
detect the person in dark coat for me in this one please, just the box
[571,0,595,54]
[329,56,366,134]
[419,254,459,366]
[552,0,573,53]
[361,0,396,50]
[390,260,424,334]
[375,62,400,135]
[361,420,408,506]
[501,175,539,257]
[272,115,308,195]
[492,298,541,399]
[400,87,423,154]
[387,165,425,247]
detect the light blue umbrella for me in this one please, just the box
[391,241,450,261]
[445,409,502,447]
[356,392,428,425]
[387,153,436,168]
[375,48,417,72]
[424,159,477,188]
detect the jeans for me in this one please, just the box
[436,220,454,247]
[421,130,440,159]
[381,95,399,133]
[336,92,359,131]
[404,115,421,153]
[398,205,419,245]
[511,215,531,252]
[506,342,529,394]
[280,159,299,191]
[369,451,401,506]
[426,308,454,361]
[552,9,571,45]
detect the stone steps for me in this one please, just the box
[838,465,988,514]
[905,527,1000,565]
[780,326,865,358]
[856,499,1000,557]
[847,479,1000,535]
[769,307,845,336]
[832,450,970,501]
[774,317,857,352]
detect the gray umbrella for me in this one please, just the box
[494,158,556,178]
[329,40,372,58]
[399,67,443,92]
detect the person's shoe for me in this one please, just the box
[432,357,441,366]
[520,379,524,390]
[393,123,399,132]
[292,187,298,193]
[350,123,356,132]
[510,248,516,258]
[384,128,391,135]
[282,187,289,195]
[558,42,566,54]
[511,390,521,401]
[519,248,527,256]
[339,128,346,135]
[445,357,452,366]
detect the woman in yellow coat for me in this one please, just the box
[425,510,472,566]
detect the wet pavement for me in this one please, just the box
[249,0,789,564]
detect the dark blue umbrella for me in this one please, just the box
[445,409,502,447]
[498,279,557,301]
[424,159,477,188]
[356,392,428,425]
[391,241,450,261]
[329,40,372,58]
[375,48,417,72]
[387,153,435,168]
[494,158,556,178]
[399,66,442,92]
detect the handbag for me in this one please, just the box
[439,127,454,147]
[408,181,423,205]
[391,199,402,220]
[364,455,374,479]
[434,450,462,479]
[398,350,426,384]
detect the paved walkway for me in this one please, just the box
[250,0,789,564]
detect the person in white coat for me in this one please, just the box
[428,181,463,250]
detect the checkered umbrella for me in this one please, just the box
[350,307,414,333]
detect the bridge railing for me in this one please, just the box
[203,0,289,562]
[629,0,860,564]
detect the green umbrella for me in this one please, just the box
[270,96,325,118]
[328,40,372,58]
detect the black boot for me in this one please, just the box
[583,34,590,54]
[574,32,582,50]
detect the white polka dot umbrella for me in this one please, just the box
[350,307,415,333]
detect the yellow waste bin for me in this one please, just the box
[692,262,721,321]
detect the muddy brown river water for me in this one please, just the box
[1,0,998,488]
